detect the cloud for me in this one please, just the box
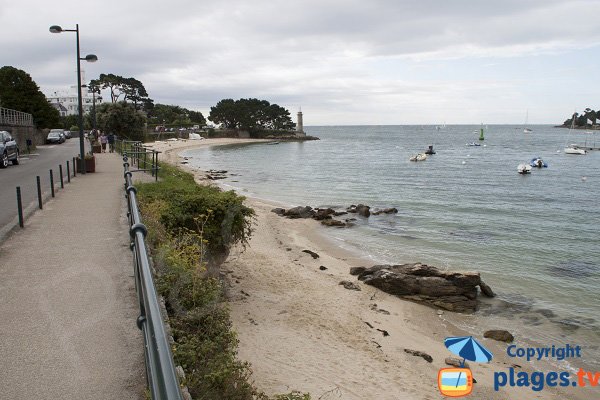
[1,0,599,123]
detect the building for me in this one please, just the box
[46,71,103,116]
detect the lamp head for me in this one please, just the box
[49,25,63,33]
[84,54,98,63]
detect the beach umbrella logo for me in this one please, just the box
[438,336,493,397]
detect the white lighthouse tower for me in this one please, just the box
[296,108,305,136]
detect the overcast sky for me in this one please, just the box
[2,0,599,125]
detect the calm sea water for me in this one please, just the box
[183,125,600,368]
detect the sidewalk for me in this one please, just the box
[0,153,145,399]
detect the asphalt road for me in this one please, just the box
[0,139,85,239]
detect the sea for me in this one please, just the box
[182,125,600,370]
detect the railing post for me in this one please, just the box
[59,165,64,189]
[16,186,24,228]
[36,176,43,209]
[50,169,55,198]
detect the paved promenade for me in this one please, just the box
[0,153,145,399]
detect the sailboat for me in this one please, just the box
[523,110,532,133]
[564,113,587,155]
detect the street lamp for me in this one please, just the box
[50,24,98,174]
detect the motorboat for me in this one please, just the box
[518,164,532,174]
[409,153,427,162]
[529,157,548,168]
[424,145,436,155]
[466,142,481,147]
[564,144,587,155]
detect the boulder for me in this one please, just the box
[271,208,286,216]
[372,207,399,215]
[284,206,315,219]
[445,357,469,368]
[339,281,361,291]
[484,329,514,343]
[313,208,335,220]
[479,281,495,297]
[346,204,371,217]
[349,266,367,276]
[357,263,482,312]
[302,249,320,259]
[321,219,347,227]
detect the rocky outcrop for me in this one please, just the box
[371,208,398,215]
[347,204,371,217]
[321,219,347,227]
[354,263,485,312]
[271,203,398,227]
[313,208,335,220]
[283,206,315,219]
[484,329,514,343]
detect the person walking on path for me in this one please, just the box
[100,132,108,153]
[107,132,115,153]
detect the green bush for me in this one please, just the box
[137,163,254,268]
[137,164,309,400]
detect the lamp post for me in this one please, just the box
[50,24,97,174]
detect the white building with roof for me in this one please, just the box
[46,71,103,116]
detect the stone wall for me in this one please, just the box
[0,125,47,151]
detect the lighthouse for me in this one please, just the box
[296,108,305,136]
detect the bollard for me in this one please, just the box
[16,186,24,228]
[67,161,71,183]
[73,157,77,177]
[151,151,155,177]
[50,169,55,198]
[36,176,42,209]
[59,165,64,188]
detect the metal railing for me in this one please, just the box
[117,140,160,181]
[0,107,34,126]
[123,155,183,400]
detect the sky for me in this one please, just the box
[1,0,599,125]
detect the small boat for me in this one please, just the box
[466,142,481,147]
[564,144,586,155]
[518,163,532,174]
[529,157,548,168]
[523,110,533,133]
[267,141,280,145]
[424,145,436,155]
[409,153,427,162]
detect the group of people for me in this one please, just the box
[90,129,116,153]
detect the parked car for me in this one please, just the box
[47,130,65,144]
[0,130,19,168]
[62,129,72,139]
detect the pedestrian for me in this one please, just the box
[100,132,108,153]
[107,132,115,153]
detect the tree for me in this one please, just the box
[96,101,146,141]
[91,73,152,108]
[208,98,294,131]
[0,66,60,128]
[209,99,238,129]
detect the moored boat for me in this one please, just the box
[518,163,532,174]
[564,144,586,155]
[529,157,548,168]
[409,153,427,162]
[424,145,436,155]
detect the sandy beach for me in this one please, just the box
[147,138,586,400]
